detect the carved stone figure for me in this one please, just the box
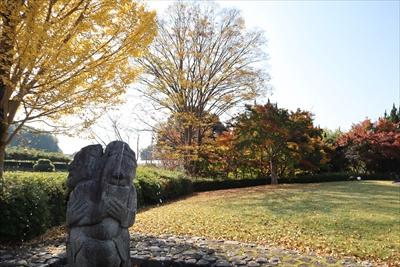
[66,141,137,267]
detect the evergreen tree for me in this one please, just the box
[9,126,61,152]
[389,104,400,123]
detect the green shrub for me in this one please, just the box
[33,159,55,172]
[133,179,144,207]
[0,172,67,242]
[53,162,68,171]
[4,166,389,243]
[0,167,192,242]
[135,166,192,205]
[6,147,71,163]
[192,172,393,192]
[192,177,266,192]
[4,160,68,172]
[4,160,34,171]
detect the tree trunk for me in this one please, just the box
[0,3,19,193]
[187,125,193,146]
[182,126,191,172]
[270,159,278,185]
[197,127,202,146]
[0,139,6,192]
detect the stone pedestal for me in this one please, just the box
[66,141,137,267]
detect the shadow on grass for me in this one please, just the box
[244,181,400,217]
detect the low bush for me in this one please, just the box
[5,147,71,163]
[33,159,55,172]
[3,160,35,171]
[135,166,192,205]
[0,167,391,242]
[0,172,67,242]
[4,160,68,172]
[53,162,68,171]
[0,167,192,242]
[280,172,351,184]
[192,177,266,192]
[192,172,393,192]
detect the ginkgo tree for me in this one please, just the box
[0,0,156,179]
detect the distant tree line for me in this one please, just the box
[138,2,399,182]
[9,125,61,152]
[153,102,400,183]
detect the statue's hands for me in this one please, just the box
[67,201,89,225]
[105,197,127,223]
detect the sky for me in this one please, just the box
[58,0,400,155]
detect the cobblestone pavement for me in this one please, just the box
[0,233,382,267]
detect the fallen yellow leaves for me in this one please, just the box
[130,181,400,265]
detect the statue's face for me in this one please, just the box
[102,141,136,187]
[103,153,135,187]
[67,145,102,190]
[67,151,89,189]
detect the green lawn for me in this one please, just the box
[131,181,400,264]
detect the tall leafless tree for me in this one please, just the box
[138,1,269,155]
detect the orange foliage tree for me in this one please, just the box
[227,102,326,184]
[336,118,400,174]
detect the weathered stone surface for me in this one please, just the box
[1,254,13,260]
[66,141,137,267]
[233,260,248,266]
[215,260,233,267]
[196,259,210,266]
[0,233,383,267]
[247,261,260,267]
[185,258,198,264]
[270,256,281,264]
[150,246,162,252]
[202,255,218,263]
[255,257,268,263]
[0,224,383,267]
[15,260,28,266]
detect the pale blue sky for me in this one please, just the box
[58,0,400,154]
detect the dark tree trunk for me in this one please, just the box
[0,137,7,192]
[270,159,278,185]
[0,3,19,192]
[197,127,202,146]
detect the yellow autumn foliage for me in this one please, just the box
[0,0,156,141]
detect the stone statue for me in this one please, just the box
[66,141,137,267]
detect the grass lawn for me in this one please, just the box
[131,181,400,264]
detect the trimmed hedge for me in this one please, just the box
[0,172,67,242]
[135,166,193,205]
[3,160,34,171]
[53,162,68,171]
[5,147,70,163]
[4,160,68,171]
[192,177,266,192]
[0,167,192,242]
[0,168,392,242]
[192,172,393,192]
[33,159,55,172]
